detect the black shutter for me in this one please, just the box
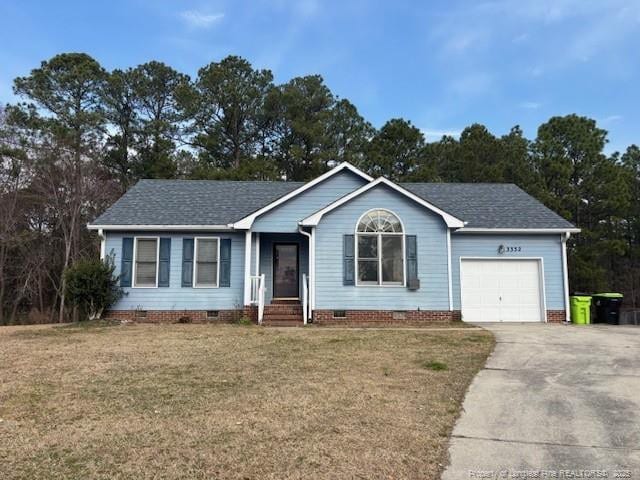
[343,234,355,286]
[120,237,133,287]
[158,238,171,287]
[219,238,231,287]
[182,238,194,287]
[406,235,418,288]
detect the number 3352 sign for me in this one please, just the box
[498,244,521,254]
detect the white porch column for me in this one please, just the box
[310,227,316,310]
[255,233,260,275]
[243,230,252,306]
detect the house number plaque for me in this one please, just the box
[498,244,521,254]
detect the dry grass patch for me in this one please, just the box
[0,323,493,480]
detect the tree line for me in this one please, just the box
[1,52,638,323]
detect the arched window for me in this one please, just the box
[356,209,405,285]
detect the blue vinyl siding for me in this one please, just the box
[252,170,367,233]
[105,231,245,310]
[258,233,309,304]
[450,234,565,310]
[314,184,450,310]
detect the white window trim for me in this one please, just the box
[354,209,406,287]
[193,236,221,289]
[132,236,160,289]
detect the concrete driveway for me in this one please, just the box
[443,323,640,479]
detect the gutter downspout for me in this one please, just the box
[446,228,453,311]
[561,232,571,322]
[98,229,106,261]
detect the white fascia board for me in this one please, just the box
[454,227,581,234]
[300,177,465,228]
[87,224,233,231]
[232,162,373,229]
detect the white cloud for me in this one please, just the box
[450,72,493,95]
[442,30,486,54]
[295,0,319,19]
[519,101,541,109]
[527,66,544,77]
[430,0,640,76]
[180,10,224,28]
[512,33,529,44]
[421,128,462,141]
[600,115,622,125]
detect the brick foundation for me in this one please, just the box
[103,308,565,325]
[546,310,567,323]
[313,309,462,326]
[104,307,257,324]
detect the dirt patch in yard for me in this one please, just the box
[0,323,493,480]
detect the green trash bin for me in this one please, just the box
[570,296,592,324]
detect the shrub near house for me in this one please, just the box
[64,257,122,320]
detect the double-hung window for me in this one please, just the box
[356,209,404,286]
[194,237,219,288]
[133,237,159,287]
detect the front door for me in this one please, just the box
[273,243,299,299]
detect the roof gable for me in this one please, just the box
[232,162,372,228]
[300,177,465,228]
[251,169,368,232]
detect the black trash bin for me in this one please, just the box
[592,293,623,324]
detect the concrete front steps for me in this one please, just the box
[262,303,304,327]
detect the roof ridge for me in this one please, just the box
[137,178,304,184]
[402,181,518,186]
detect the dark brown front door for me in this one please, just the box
[273,243,299,298]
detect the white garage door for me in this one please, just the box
[461,259,544,322]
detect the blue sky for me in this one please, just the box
[1,0,638,153]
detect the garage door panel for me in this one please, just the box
[521,307,542,322]
[465,276,483,289]
[502,287,538,302]
[464,306,500,322]
[462,308,484,322]
[461,259,543,323]
[519,276,539,288]
[499,306,521,321]
[464,291,497,306]
[500,305,540,322]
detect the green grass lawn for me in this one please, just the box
[0,323,493,480]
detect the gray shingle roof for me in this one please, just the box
[91,179,575,230]
[92,179,304,226]
[401,183,575,229]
